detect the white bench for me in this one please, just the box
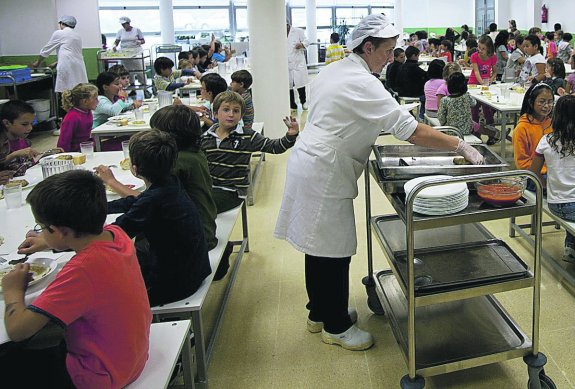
[398,96,421,119]
[432,125,483,144]
[127,320,194,389]
[151,202,249,389]
[247,122,265,206]
[509,190,575,285]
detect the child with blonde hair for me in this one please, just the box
[436,62,462,107]
[58,83,99,152]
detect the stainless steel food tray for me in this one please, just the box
[373,144,508,181]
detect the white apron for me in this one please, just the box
[287,27,309,89]
[275,54,418,258]
[40,27,88,92]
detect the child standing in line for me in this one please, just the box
[230,69,255,129]
[530,95,575,262]
[153,57,196,92]
[3,170,151,388]
[423,59,446,118]
[557,33,573,63]
[513,83,554,178]
[0,100,39,176]
[96,130,212,306]
[201,91,299,213]
[468,35,497,133]
[325,32,345,64]
[543,57,566,95]
[437,72,478,135]
[57,83,99,152]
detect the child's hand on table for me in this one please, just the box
[1,263,31,292]
[0,170,15,185]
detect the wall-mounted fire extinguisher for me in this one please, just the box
[541,4,548,24]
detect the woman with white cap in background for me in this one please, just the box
[113,17,146,88]
[31,16,88,94]
[275,14,483,351]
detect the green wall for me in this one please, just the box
[0,48,101,81]
[404,27,474,37]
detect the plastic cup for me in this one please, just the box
[148,102,157,114]
[80,141,94,160]
[134,108,144,121]
[122,140,130,159]
[4,182,22,209]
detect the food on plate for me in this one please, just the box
[131,120,146,125]
[0,263,50,286]
[513,86,525,94]
[56,153,86,165]
[7,179,29,188]
[120,158,131,170]
[453,157,472,165]
[481,86,490,91]
[119,118,129,126]
[55,154,73,161]
[468,84,478,89]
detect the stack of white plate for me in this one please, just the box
[404,175,469,215]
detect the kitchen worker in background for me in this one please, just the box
[113,17,146,88]
[274,13,483,352]
[31,16,88,94]
[287,19,309,110]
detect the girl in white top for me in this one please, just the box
[530,95,575,262]
[519,35,546,84]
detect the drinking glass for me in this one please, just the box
[4,182,22,209]
[80,141,94,160]
[122,140,130,159]
[134,108,144,121]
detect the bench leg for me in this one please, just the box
[241,202,250,253]
[191,311,208,388]
[182,327,196,389]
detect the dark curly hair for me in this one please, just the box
[548,95,575,157]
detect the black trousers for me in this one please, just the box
[305,254,353,334]
[289,87,306,109]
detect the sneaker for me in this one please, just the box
[51,129,60,136]
[302,102,309,110]
[307,308,358,333]
[321,324,374,351]
[563,247,575,263]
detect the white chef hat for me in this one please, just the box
[119,16,131,24]
[348,14,400,51]
[59,15,77,28]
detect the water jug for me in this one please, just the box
[158,91,172,108]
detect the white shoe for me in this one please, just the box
[307,308,358,333]
[302,102,308,110]
[52,129,60,136]
[321,324,374,351]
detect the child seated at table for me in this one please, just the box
[458,37,478,68]
[543,57,566,95]
[107,64,133,104]
[423,59,446,117]
[153,57,196,92]
[513,83,554,188]
[0,100,39,176]
[2,170,151,388]
[199,72,229,129]
[230,69,254,129]
[529,95,575,263]
[436,62,462,107]
[385,47,405,93]
[92,71,142,128]
[98,130,211,306]
[505,35,525,82]
[437,72,479,135]
[201,91,299,213]
[557,33,572,63]
[437,40,453,62]
[57,83,99,152]
[396,46,428,118]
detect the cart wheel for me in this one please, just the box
[528,373,557,389]
[362,276,385,315]
[400,374,425,389]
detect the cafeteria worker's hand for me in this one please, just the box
[94,165,117,184]
[0,170,15,185]
[455,138,484,165]
[2,263,31,292]
[18,235,49,254]
[283,116,300,136]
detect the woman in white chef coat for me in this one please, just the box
[287,20,309,110]
[113,17,146,87]
[31,16,88,94]
[274,14,483,351]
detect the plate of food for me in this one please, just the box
[128,120,148,127]
[0,257,57,292]
[107,115,131,123]
[468,84,478,89]
[41,152,86,166]
[143,98,157,103]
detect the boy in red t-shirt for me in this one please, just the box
[1,170,152,388]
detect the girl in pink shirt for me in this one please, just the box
[469,35,497,141]
[58,84,99,152]
[423,59,446,117]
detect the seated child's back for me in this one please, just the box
[438,72,477,135]
[107,130,211,305]
[58,83,98,152]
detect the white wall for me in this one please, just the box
[56,0,102,48]
[402,0,474,28]
[543,0,574,32]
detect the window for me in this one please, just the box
[99,9,161,34]
[173,8,230,33]
[236,8,248,31]
[336,7,369,26]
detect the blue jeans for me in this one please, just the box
[547,202,575,248]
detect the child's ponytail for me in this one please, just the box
[61,83,98,112]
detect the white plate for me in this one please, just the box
[404,175,468,199]
[9,175,41,191]
[107,114,131,123]
[0,257,57,292]
[414,201,468,215]
[40,152,83,162]
[127,120,148,127]
[143,98,157,103]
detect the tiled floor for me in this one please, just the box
[29,110,575,388]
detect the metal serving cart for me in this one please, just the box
[363,144,556,388]
[97,49,151,93]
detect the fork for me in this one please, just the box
[8,254,30,265]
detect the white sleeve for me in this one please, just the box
[300,29,309,48]
[115,29,122,41]
[136,28,144,40]
[39,31,62,57]
[535,135,548,155]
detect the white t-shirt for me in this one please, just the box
[519,53,545,82]
[535,135,575,203]
[115,27,144,49]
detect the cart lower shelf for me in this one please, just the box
[375,270,533,377]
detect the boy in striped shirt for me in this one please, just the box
[201,91,299,212]
[230,70,255,129]
[325,32,345,64]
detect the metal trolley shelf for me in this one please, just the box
[364,159,556,388]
